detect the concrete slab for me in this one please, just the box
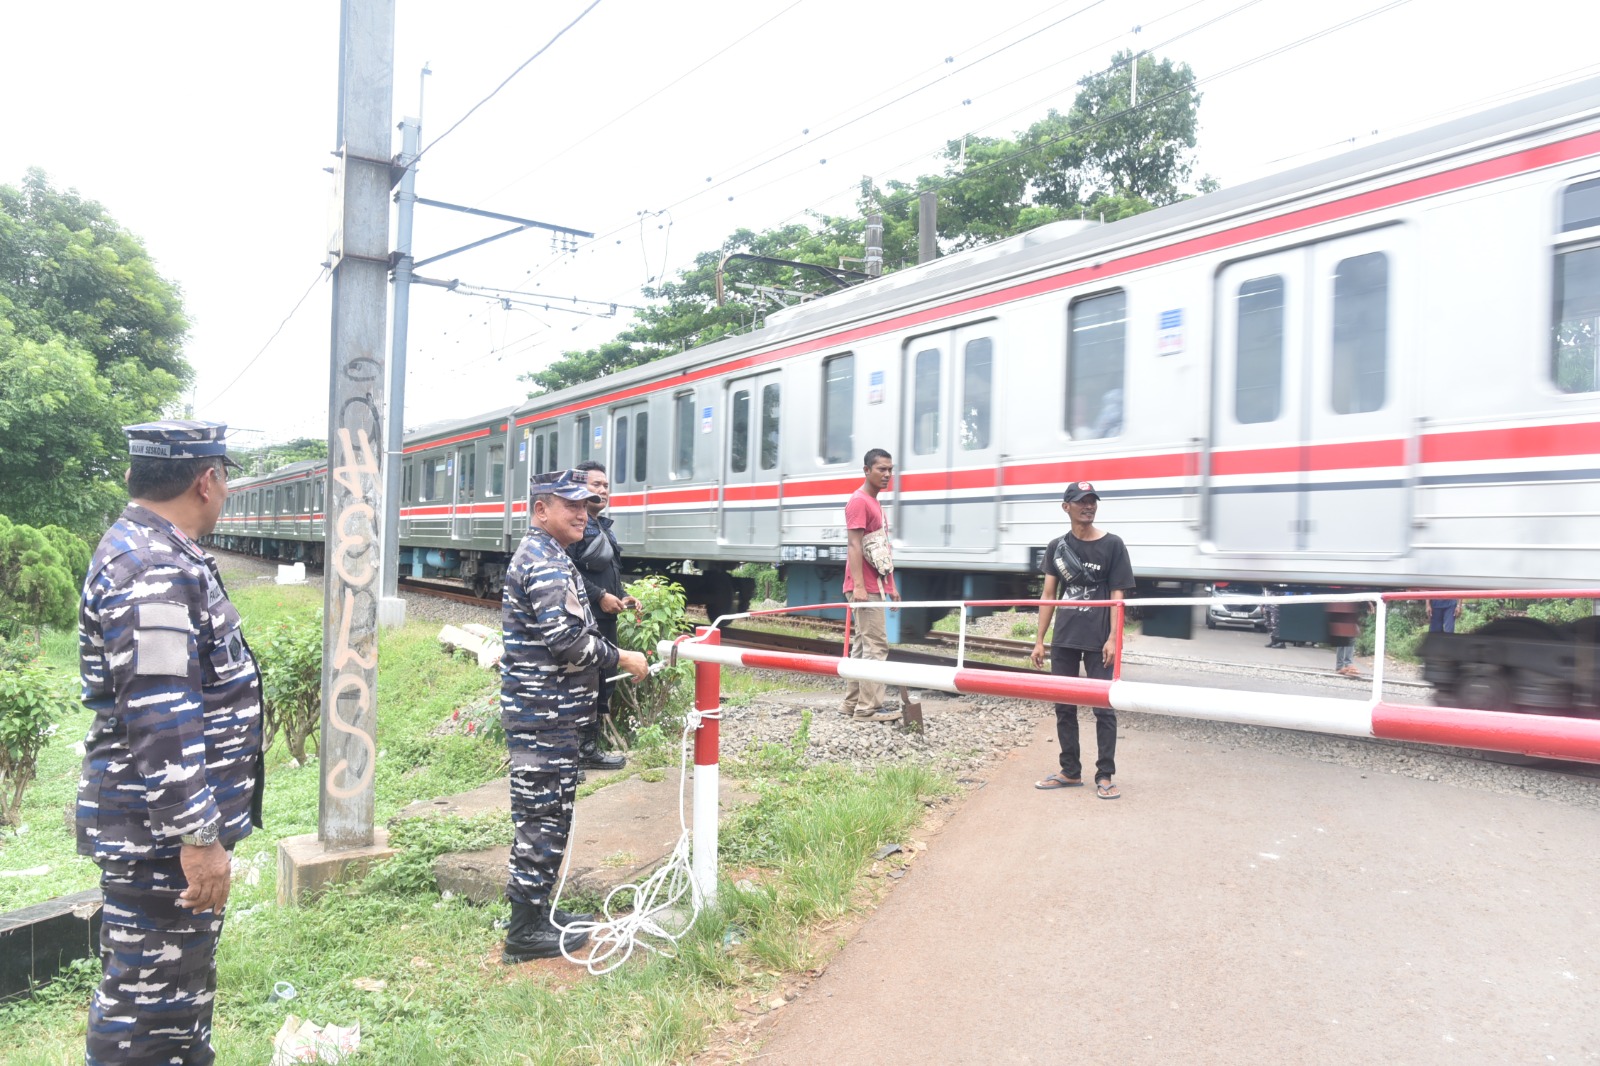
[276,830,396,906]
[424,768,756,904]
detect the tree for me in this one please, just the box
[0,515,79,639]
[0,169,191,535]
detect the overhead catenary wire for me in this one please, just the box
[501,0,1269,296]
[414,0,604,166]
[201,267,328,408]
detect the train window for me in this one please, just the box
[962,338,993,450]
[614,416,629,484]
[1235,275,1285,424]
[912,348,941,454]
[423,457,447,501]
[488,444,505,497]
[635,412,650,483]
[1553,246,1600,393]
[458,450,477,497]
[534,434,546,476]
[575,415,591,461]
[1067,290,1126,439]
[821,353,854,463]
[1330,252,1388,414]
[673,393,695,479]
[298,483,307,514]
[1561,177,1600,232]
[730,389,751,474]
[402,463,413,503]
[761,383,781,470]
[546,430,559,473]
[316,478,325,515]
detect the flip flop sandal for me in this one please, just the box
[1034,773,1083,790]
[1095,780,1121,799]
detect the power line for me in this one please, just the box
[477,0,808,207]
[415,0,604,165]
[201,268,328,408]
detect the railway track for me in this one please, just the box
[398,576,501,609]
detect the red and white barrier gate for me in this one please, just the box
[666,592,1600,898]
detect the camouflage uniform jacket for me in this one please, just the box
[501,526,620,729]
[76,504,264,861]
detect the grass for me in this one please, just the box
[0,588,955,1064]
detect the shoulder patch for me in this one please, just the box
[135,629,190,677]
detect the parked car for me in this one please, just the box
[1206,583,1270,631]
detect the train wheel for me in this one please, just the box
[1471,616,1564,642]
[1455,668,1513,711]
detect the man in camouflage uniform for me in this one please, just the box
[76,421,262,1065]
[501,469,648,962]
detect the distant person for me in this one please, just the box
[1265,597,1285,648]
[841,448,901,723]
[1031,481,1135,800]
[1428,597,1460,634]
[77,421,259,1066]
[566,460,637,776]
[500,470,648,962]
[1329,600,1363,677]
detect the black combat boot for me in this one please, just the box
[502,901,590,963]
[578,724,627,771]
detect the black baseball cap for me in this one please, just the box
[1062,481,1099,503]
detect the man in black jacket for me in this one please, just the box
[567,460,637,771]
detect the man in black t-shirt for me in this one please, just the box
[1030,481,1135,799]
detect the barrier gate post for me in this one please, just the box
[691,627,721,906]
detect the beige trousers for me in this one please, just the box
[842,592,889,714]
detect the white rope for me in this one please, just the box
[548,667,713,976]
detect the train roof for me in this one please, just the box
[512,73,1600,419]
[404,404,519,446]
[229,457,325,489]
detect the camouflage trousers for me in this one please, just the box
[505,723,581,907]
[89,857,225,1066]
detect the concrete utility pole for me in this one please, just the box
[319,0,393,851]
[379,114,420,630]
[865,213,883,277]
[918,192,938,264]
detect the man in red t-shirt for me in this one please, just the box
[842,448,901,722]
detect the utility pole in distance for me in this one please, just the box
[378,114,420,630]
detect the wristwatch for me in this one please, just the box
[180,822,220,847]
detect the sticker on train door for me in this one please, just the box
[1157,309,1184,356]
[518,439,527,462]
[593,426,603,451]
[702,407,713,433]
[868,370,885,404]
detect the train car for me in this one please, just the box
[214,459,326,564]
[497,76,1600,630]
[210,76,1600,645]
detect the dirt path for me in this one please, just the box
[750,718,1600,1065]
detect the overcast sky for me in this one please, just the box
[4,0,1597,448]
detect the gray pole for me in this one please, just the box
[865,213,883,278]
[321,0,393,849]
[918,192,937,264]
[379,114,419,629]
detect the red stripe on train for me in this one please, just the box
[515,129,1600,428]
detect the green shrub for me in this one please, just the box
[0,662,76,825]
[255,612,323,763]
[732,562,786,604]
[613,576,693,737]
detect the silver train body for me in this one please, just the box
[214,78,1600,634]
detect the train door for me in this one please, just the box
[451,444,476,541]
[611,401,649,548]
[1302,233,1409,554]
[898,324,999,551]
[721,372,782,547]
[1210,251,1308,553]
[1208,233,1409,556]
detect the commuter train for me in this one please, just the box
[214,77,1600,660]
